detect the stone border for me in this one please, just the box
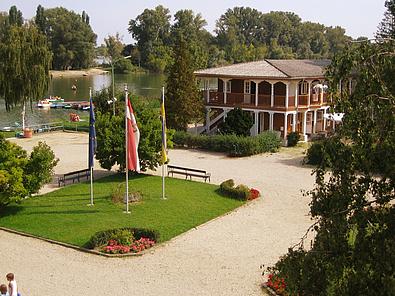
[261,284,280,296]
[0,198,260,258]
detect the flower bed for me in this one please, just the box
[219,179,261,201]
[102,237,156,254]
[87,227,159,254]
[265,274,287,295]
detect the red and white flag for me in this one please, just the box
[126,98,140,172]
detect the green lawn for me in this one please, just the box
[0,174,243,247]
[0,131,18,138]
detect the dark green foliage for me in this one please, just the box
[173,131,281,157]
[109,229,134,246]
[305,141,325,165]
[113,58,134,74]
[94,91,173,172]
[267,34,395,295]
[128,5,172,72]
[36,6,97,70]
[24,142,59,194]
[165,36,204,131]
[219,179,250,201]
[287,132,300,147]
[86,227,159,249]
[218,108,254,136]
[0,135,58,208]
[7,6,23,26]
[0,20,52,111]
[376,0,395,39]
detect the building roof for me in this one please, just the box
[194,59,331,79]
[266,59,331,78]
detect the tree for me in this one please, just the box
[94,89,173,171]
[377,0,395,39]
[104,33,124,63]
[171,9,210,69]
[165,36,204,130]
[128,5,172,72]
[35,6,97,69]
[0,135,58,208]
[0,21,52,111]
[266,39,395,296]
[218,108,254,136]
[7,5,23,26]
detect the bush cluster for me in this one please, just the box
[219,179,261,201]
[86,227,160,249]
[173,131,281,157]
[287,132,300,147]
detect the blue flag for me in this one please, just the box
[88,95,96,168]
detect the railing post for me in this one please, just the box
[285,83,289,108]
[270,82,274,107]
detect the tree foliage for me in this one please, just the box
[165,36,204,131]
[94,89,173,172]
[218,108,254,136]
[0,135,58,208]
[377,0,395,39]
[35,6,97,70]
[0,10,52,111]
[266,39,395,296]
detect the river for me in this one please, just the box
[0,72,165,128]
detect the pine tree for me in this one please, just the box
[165,36,204,131]
[377,0,395,39]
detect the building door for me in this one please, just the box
[244,81,251,104]
[306,112,313,134]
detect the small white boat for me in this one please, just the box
[37,100,51,109]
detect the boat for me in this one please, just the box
[37,100,51,109]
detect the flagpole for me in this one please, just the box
[89,87,94,206]
[162,86,166,200]
[124,84,130,214]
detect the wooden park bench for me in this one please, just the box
[167,165,211,182]
[58,168,91,187]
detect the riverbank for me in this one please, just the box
[50,68,108,78]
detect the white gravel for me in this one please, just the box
[1,132,315,295]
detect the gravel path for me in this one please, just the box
[2,132,315,295]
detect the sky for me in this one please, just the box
[0,0,387,44]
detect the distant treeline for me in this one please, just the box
[1,5,360,72]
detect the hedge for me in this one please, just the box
[173,131,281,157]
[219,179,251,201]
[85,227,160,249]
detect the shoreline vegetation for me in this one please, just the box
[50,68,108,78]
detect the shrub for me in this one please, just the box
[218,107,254,136]
[305,141,325,165]
[287,132,300,147]
[86,227,160,249]
[110,184,142,204]
[220,179,251,201]
[109,229,134,246]
[173,131,281,157]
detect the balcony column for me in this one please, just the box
[253,80,261,107]
[205,107,211,132]
[292,112,296,132]
[313,109,317,134]
[295,83,298,108]
[285,83,289,108]
[269,112,274,131]
[270,82,274,107]
[221,78,229,104]
[307,81,311,107]
[284,113,288,139]
[205,79,210,103]
[323,108,327,131]
[303,111,308,141]
[254,111,259,136]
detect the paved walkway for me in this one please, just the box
[2,132,315,295]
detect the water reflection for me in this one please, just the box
[0,72,165,127]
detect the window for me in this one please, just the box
[298,81,309,95]
[226,80,232,93]
[244,81,251,94]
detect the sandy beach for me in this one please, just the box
[2,132,315,295]
[50,68,108,79]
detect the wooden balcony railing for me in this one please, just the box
[208,91,224,104]
[288,96,295,107]
[274,96,285,107]
[258,95,271,107]
[298,95,309,106]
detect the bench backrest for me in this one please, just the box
[168,165,207,174]
[64,168,90,177]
